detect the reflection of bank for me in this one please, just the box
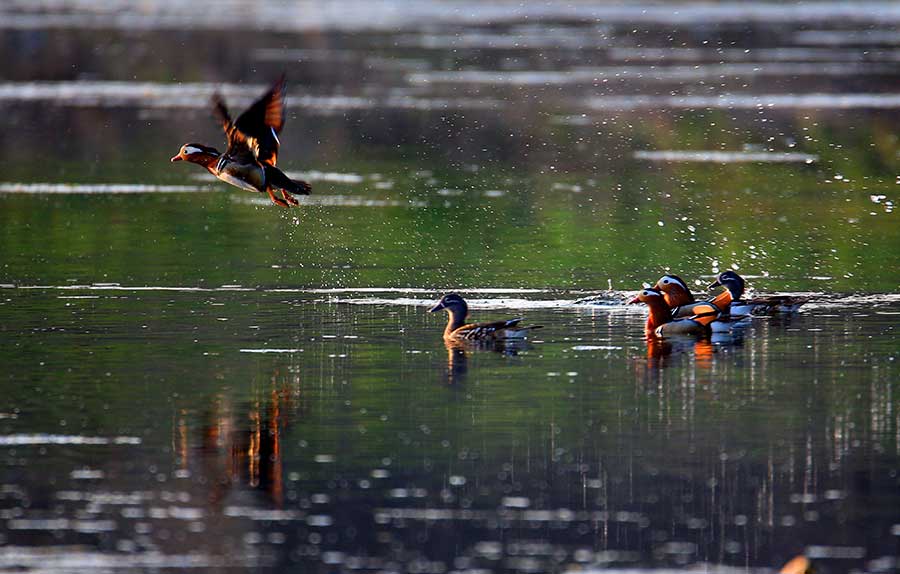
[173,369,304,507]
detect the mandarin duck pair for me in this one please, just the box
[171,75,311,207]
[653,271,808,317]
[631,270,808,338]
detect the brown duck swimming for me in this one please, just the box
[170,75,311,207]
[429,293,542,341]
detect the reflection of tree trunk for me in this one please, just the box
[174,408,189,471]
[174,370,304,508]
[248,404,260,488]
[269,387,284,506]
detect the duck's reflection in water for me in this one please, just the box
[643,337,713,369]
[443,339,469,386]
[174,369,305,507]
[643,326,747,370]
[441,338,532,385]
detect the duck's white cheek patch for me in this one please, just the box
[183,146,202,155]
[664,276,687,290]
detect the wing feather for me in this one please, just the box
[234,75,286,166]
[210,77,287,167]
[222,127,258,165]
[211,93,232,130]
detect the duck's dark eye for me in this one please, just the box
[663,279,670,284]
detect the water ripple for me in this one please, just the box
[586,93,900,111]
[0,81,501,111]
[0,434,141,446]
[0,183,208,194]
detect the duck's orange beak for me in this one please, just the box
[627,295,641,304]
[170,154,183,162]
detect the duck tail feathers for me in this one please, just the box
[500,325,543,339]
[265,165,312,196]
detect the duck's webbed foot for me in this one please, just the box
[265,186,290,208]
[280,188,300,206]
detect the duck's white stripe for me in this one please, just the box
[217,172,261,193]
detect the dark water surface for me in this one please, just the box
[1,2,899,572]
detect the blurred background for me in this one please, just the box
[1,0,898,290]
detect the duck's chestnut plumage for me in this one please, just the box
[629,288,719,338]
[653,270,806,318]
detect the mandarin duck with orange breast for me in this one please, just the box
[628,287,720,338]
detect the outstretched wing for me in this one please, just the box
[209,75,286,167]
[233,75,286,166]
[221,126,258,166]
[211,93,232,130]
[209,92,257,165]
[235,75,286,135]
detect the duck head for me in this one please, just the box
[628,287,673,336]
[429,293,468,317]
[628,287,667,306]
[708,270,745,300]
[652,274,694,307]
[430,293,469,336]
[170,143,220,164]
